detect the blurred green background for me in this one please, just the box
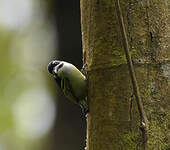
[0,0,86,150]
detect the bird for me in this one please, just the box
[47,60,88,114]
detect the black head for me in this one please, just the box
[47,60,61,74]
[47,60,63,88]
[47,60,64,76]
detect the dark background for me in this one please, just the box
[46,1,86,150]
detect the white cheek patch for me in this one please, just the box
[53,67,57,74]
[52,68,58,78]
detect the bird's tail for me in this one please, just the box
[79,99,89,115]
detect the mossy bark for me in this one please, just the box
[80,0,170,150]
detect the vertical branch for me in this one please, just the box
[114,0,149,149]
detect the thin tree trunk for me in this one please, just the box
[80,0,170,149]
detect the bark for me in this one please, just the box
[80,0,170,149]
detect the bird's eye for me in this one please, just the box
[53,60,60,66]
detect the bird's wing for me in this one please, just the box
[55,77,62,88]
[61,77,80,104]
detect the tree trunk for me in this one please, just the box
[80,0,170,149]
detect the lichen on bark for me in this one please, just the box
[80,0,170,149]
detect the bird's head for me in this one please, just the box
[47,60,64,88]
[47,60,64,77]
